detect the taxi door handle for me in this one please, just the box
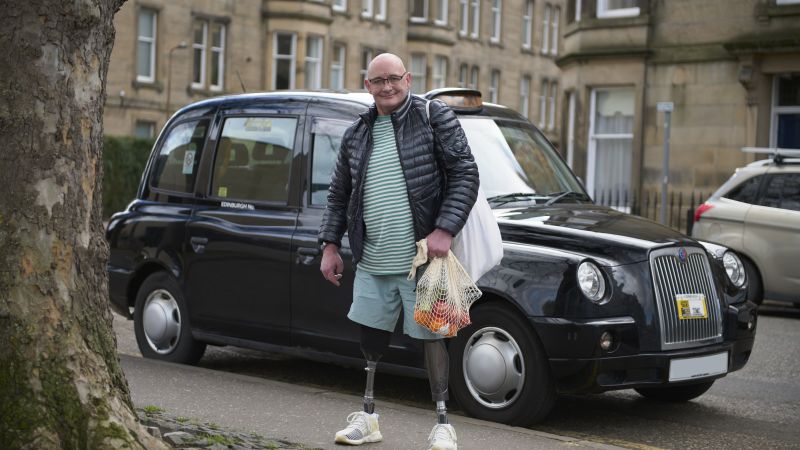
[190,237,208,254]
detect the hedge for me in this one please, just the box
[103,136,154,218]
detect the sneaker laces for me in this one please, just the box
[429,424,455,443]
[345,411,370,431]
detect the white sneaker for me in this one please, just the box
[428,423,457,450]
[334,411,383,445]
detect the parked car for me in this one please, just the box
[106,89,757,426]
[692,149,800,306]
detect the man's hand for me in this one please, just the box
[320,243,344,286]
[426,228,453,258]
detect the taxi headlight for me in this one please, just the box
[578,261,606,303]
[722,251,746,287]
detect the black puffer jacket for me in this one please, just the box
[319,93,479,264]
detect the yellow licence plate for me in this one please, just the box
[675,294,707,320]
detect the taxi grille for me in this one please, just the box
[650,247,723,350]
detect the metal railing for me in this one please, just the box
[593,189,709,235]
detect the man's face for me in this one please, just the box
[365,58,410,116]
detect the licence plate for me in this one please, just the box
[675,293,707,320]
[669,351,728,382]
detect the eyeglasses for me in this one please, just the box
[367,72,408,88]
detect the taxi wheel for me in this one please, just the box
[133,271,206,364]
[635,380,715,402]
[449,302,556,427]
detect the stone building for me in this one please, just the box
[558,0,800,201]
[105,0,565,146]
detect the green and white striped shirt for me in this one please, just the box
[358,115,417,274]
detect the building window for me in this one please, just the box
[411,53,427,93]
[192,21,226,91]
[459,0,469,36]
[587,87,635,200]
[550,6,559,55]
[469,66,479,89]
[361,48,373,83]
[490,0,502,43]
[539,79,548,127]
[548,81,558,130]
[134,120,156,138]
[362,0,387,20]
[489,69,500,104]
[771,73,800,149]
[305,36,323,89]
[458,63,468,87]
[273,32,296,90]
[520,75,531,118]
[435,0,449,25]
[541,3,550,55]
[137,9,157,83]
[433,55,448,89]
[597,0,640,19]
[412,0,428,22]
[470,0,480,38]
[333,0,348,12]
[330,43,346,90]
[574,0,582,22]
[522,0,533,50]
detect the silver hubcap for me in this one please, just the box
[142,289,181,354]
[462,326,525,409]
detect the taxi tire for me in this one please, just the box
[448,302,556,427]
[635,380,715,402]
[134,271,206,364]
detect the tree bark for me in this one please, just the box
[0,1,166,448]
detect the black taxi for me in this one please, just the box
[106,89,757,425]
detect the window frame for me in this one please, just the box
[489,69,500,104]
[433,55,448,89]
[209,22,226,91]
[586,87,635,198]
[597,0,640,19]
[522,0,533,50]
[459,0,469,36]
[548,81,558,130]
[333,0,348,12]
[541,3,550,55]
[550,6,559,56]
[411,53,428,93]
[411,0,429,23]
[458,63,468,88]
[520,75,531,118]
[539,78,548,128]
[435,0,449,25]
[469,65,479,90]
[191,21,208,89]
[490,0,502,43]
[770,74,800,149]
[134,120,156,139]
[360,47,374,87]
[136,8,157,83]
[330,43,346,90]
[305,35,324,89]
[470,0,480,38]
[272,32,297,90]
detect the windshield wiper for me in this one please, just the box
[487,193,545,207]
[544,191,591,206]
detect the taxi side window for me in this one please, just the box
[211,117,297,203]
[760,173,800,212]
[310,118,350,205]
[150,119,209,193]
[723,175,761,205]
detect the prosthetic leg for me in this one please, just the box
[424,339,450,424]
[360,325,391,414]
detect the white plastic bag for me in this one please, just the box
[408,240,482,337]
[451,189,503,281]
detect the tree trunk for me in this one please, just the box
[0,1,166,448]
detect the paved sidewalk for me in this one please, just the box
[121,354,623,450]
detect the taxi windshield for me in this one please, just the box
[458,116,588,206]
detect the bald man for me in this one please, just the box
[318,53,479,450]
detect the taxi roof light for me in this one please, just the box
[424,88,483,112]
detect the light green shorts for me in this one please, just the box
[348,269,442,340]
